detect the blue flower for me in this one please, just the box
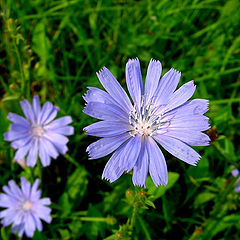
[4,96,74,167]
[0,177,51,238]
[83,58,210,187]
[231,167,240,193]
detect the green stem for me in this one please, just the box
[12,39,26,97]
[129,203,138,232]
[211,98,240,104]
[79,217,109,222]
[64,153,81,168]
[52,214,111,223]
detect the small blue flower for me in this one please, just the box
[0,177,51,238]
[4,96,74,167]
[231,167,240,193]
[83,58,210,187]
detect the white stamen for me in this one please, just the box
[32,125,45,137]
[22,200,33,211]
[129,97,167,137]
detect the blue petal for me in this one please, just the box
[146,137,168,186]
[32,95,41,121]
[165,80,196,112]
[43,106,59,125]
[12,223,25,237]
[86,133,130,159]
[0,193,13,207]
[42,133,68,155]
[4,130,30,141]
[3,181,22,200]
[14,142,31,161]
[132,139,149,187]
[24,213,36,237]
[144,59,162,105]
[102,144,126,183]
[161,129,210,146]
[39,140,51,167]
[26,139,38,167]
[232,168,239,178]
[12,211,24,226]
[83,87,116,105]
[51,126,74,136]
[34,205,52,223]
[38,198,51,205]
[0,208,15,226]
[83,102,128,121]
[30,179,41,201]
[46,116,72,129]
[20,177,31,199]
[11,136,32,149]
[235,182,240,193]
[154,68,181,105]
[44,131,69,145]
[52,142,68,155]
[40,137,59,159]
[126,58,143,109]
[84,120,129,137]
[154,134,201,165]
[39,102,53,124]
[119,135,142,172]
[97,67,132,113]
[166,116,210,131]
[32,214,43,231]
[20,100,35,123]
[7,113,30,127]
[163,99,209,119]
[10,123,30,132]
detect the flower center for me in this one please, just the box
[129,99,165,137]
[32,125,45,137]
[22,200,33,211]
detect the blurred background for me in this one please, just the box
[0,0,240,239]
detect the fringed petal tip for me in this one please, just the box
[170,67,181,75]
[96,66,107,76]
[102,176,117,184]
[155,182,168,187]
[133,182,146,188]
[86,148,94,160]
[149,58,162,65]
[126,57,140,65]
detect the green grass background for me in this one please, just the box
[0,0,240,239]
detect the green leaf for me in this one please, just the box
[32,21,50,76]
[66,166,88,203]
[1,227,8,240]
[58,166,88,216]
[83,205,105,240]
[194,192,216,208]
[58,229,70,239]
[58,192,72,217]
[187,156,209,179]
[204,214,240,238]
[146,172,180,201]
[69,220,83,238]
[0,107,9,143]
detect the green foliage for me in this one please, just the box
[0,0,240,239]
[146,172,180,201]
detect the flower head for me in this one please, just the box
[83,58,210,187]
[4,96,74,167]
[0,177,51,238]
[231,166,240,193]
